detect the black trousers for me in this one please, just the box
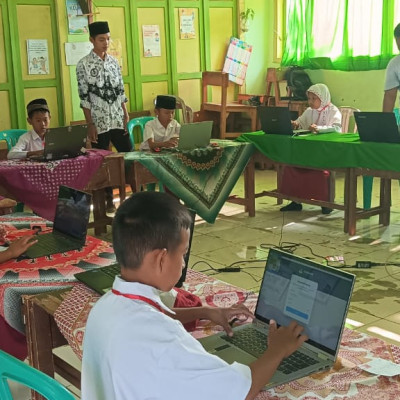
[91,129,132,201]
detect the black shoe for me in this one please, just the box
[106,201,116,214]
[280,202,302,212]
[321,207,333,215]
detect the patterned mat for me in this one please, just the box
[54,269,400,399]
[124,141,254,223]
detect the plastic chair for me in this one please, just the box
[0,130,27,212]
[152,95,194,124]
[127,116,154,149]
[339,106,360,133]
[0,350,74,400]
[0,129,27,150]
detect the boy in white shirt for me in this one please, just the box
[7,98,51,160]
[82,191,307,400]
[140,95,181,151]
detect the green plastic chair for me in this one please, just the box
[0,129,27,150]
[362,108,400,209]
[127,116,154,149]
[0,350,74,400]
[0,130,27,212]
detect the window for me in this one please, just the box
[281,0,400,71]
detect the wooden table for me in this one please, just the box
[238,131,400,235]
[125,141,256,221]
[22,271,400,400]
[0,152,126,235]
[23,289,79,400]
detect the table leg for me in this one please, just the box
[92,190,107,235]
[379,178,391,226]
[346,168,357,235]
[24,298,57,400]
[244,157,255,217]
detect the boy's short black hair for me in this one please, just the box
[112,192,192,269]
[394,23,400,38]
[27,98,50,119]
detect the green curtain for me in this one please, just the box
[282,0,397,71]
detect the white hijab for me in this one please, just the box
[307,83,332,125]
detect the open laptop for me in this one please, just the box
[354,111,400,143]
[74,209,196,293]
[29,125,88,161]
[177,121,213,151]
[258,106,310,136]
[24,185,92,258]
[199,248,355,389]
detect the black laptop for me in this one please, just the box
[354,112,400,143]
[74,209,196,293]
[24,186,92,258]
[29,125,88,161]
[258,106,310,136]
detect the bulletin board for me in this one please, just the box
[222,37,252,86]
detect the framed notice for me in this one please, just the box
[142,25,161,57]
[222,37,252,85]
[179,8,196,39]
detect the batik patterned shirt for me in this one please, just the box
[76,51,127,135]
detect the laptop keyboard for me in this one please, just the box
[29,233,81,256]
[100,263,121,278]
[222,328,318,374]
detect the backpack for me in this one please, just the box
[284,66,312,101]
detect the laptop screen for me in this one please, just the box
[255,249,354,356]
[53,186,91,241]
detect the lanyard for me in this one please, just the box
[111,289,164,313]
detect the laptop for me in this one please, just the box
[24,185,92,258]
[177,121,213,151]
[199,248,355,389]
[74,209,196,293]
[354,112,400,143]
[29,125,88,161]
[258,106,310,136]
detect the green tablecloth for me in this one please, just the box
[238,131,400,172]
[124,140,254,223]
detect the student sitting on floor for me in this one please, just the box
[7,98,51,160]
[139,95,180,151]
[81,191,307,400]
[280,83,341,214]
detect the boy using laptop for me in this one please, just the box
[140,95,181,151]
[82,192,307,400]
[7,98,50,160]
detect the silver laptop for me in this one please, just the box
[29,125,87,161]
[199,248,355,389]
[24,185,92,259]
[177,121,213,151]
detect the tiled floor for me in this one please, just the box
[10,169,400,398]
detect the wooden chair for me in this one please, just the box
[201,71,257,139]
[265,68,308,116]
[339,106,360,133]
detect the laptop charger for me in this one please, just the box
[219,267,241,272]
[355,261,372,269]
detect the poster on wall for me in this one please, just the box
[222,37,252,85]
[65,42,93,65]
[142,25,161,57]
[27,39,50,75]
[66,0,89,35]
[179,8,196,39]
[108,39,123,70]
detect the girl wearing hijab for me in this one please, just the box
[280,83,342,213]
